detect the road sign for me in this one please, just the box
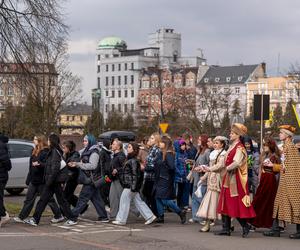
[292,104,300,127]
[159,123,169,133]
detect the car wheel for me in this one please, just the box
[6,188,24,195]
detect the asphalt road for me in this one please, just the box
[1,190,300,250]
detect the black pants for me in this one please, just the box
[100,182,111,206]
[0,181,7,217]
[63,178,78,208]
[33,183,75,224]
[142,180,157,216]
[19,183,61,220]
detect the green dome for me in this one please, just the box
[97,36,127,49]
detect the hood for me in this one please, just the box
[173,140,181,153]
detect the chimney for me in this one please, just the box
[261,62,266,77]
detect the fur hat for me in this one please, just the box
[231,123,248,136]
[279,125,296,137]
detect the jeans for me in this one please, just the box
[33,183,75,224]
[19,183,61,220]
[176,182,190,209]
[116,188,153,224]
[192,184,207,221]
[72,184,108,220]
[109,180,123,219]
[63,177,78,208]
[156,198,181,217]
[0,181,7,217]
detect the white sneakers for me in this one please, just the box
[13,217,24,223]
[64,220,78,226]
[50,216,65,224]
[145,215,156,225]
[112,220,126,226]
[0,212,10,227]
[24,217,37,227]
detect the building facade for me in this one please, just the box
[94,28,206,122]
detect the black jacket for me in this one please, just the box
[120,156,143,192]
[110,151,126,181]
[65,151,80,180]
[99,147,112,177]
[44,148,67,186]
[153,152,176,199]
[0,135,12,183]
[26,148,49,185]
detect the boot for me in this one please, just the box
[264,219,280,237]
[156,216,164,223]
[237,218,250,238]
[200,220,210,232]
[215,215,231,236]
[178,210,186,224]
[289,224,300,239]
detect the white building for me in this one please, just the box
[94,28,206,122]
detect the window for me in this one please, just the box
[131,90,134,98]
[124,90,128,98]
[124,63,128,70]
[118,90,121,98]
[204,78,209,83]
[235,87,240,94]
[66,116,69,121]
[224,87,229,93]
[0,86,3,96]
[118,64,121,71]
[80,116,83,122]
[112,64,115,71]
[112,104,115,112]
[118,76,121,85]
[212,88,217,94]
[98,55,100,61]
[118,104,121,112]
[238,76,243,81]
[131,104,134,112]
[131,63,134,70]
[105,104,108,113]
[124,104,128,113]
[8,86,14,96]
[105,77,109,86]
[226,77,231,82]
[124,75,127,85]
[97,77,100,88]
[106,90,109,97]
[8,143,33,158]
[97,65,100,73]
[111,90,115,98]
[112,76,115,86]
[106,65,109,72]
[131,75,134,84]
[201,101,206,109]
[215,77,220,82]
[72,116,75,121]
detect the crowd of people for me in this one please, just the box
[0,123,299,240]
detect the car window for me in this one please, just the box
[8,144,33,158]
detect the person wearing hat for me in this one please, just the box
[264,125,300,239]
[215,123,256,237]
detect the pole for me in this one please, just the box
[260,94,264,152]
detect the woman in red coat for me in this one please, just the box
[215,123,256,237]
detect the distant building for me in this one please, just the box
[58,103,93,135]
[0,62,58,118]
[94,28,206,122]
[197,63,266,126]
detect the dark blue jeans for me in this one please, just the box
[156,198,181,217]
[72,184,108,220]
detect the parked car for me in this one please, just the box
[6,139,34,195]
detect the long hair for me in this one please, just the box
[199,134,209,154]
[62,140,76,153]
[32,135,48,156]
[48,133,61,151]
[151,132,161,147]
[127,142,140,158]
[261,137,281,162]
[161,136,174,161]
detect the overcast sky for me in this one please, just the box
[65,0,300,103]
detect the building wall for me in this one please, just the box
[59,114,90,135]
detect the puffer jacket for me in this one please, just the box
[120,156,143,192]
[0,135,11,183]
[174,140,188,183]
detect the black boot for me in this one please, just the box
[289,224,300,239]
[237,218,250,238]
[156,216,164,223]
[264,219,280,237]
[215,215,231,236]
[178,210,186,224]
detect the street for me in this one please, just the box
[1,191,299,250]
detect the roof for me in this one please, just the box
[97,36,127,50]
[60,103,93,115]
[198,64,259,85]
[0,62,57,75]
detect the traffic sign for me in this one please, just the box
[159,123,169,133]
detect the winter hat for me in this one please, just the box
[231,123,247,136]
[179,139,186,146]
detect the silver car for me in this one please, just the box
[6,140,34,195]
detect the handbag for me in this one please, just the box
[56,149,66,170]
[78,169,92,185]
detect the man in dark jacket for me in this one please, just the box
[0,134,11,227]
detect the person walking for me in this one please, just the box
[153,136,186,224]
[109,139,126,220]
[14,135,62,223]
[196,136,227,232]
[215,123,256,237]
[112,142,156,225]
[0,134,11,228]
[264,125,300,239]
[25,133,76,226]
[67,134,109,225]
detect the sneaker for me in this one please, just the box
[188,218,197,223]
[98,217,110,223]
[0,212,10,227]
[200,220,207,226]
[145,215,156,225]
[50,216,65,224]
[179,211,187,224]
[24,218,37,227]
[13,217,24,223]
[64,220,77,226]
[112,220,126,225]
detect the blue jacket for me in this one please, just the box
[174,140,188,183]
